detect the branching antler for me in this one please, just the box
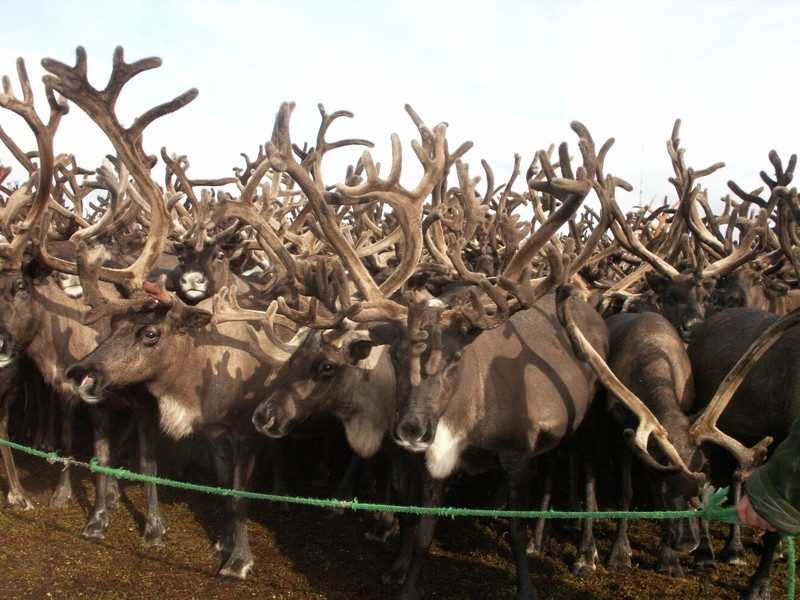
[42,46,197,291]
[0,57,69,271]
[688,308,800,478]
[556,284,701,479]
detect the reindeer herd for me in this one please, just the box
[1,46,799,600]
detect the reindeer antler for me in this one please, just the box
[556,284,701,480]
[42,46,197,292]
[687,309,800,478]
[0,57,69,271]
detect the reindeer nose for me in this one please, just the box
[65,363,104,400]
[252,405,274,432]
[252,402,290,438]
[679,315,703,342]
[181,271,206,286]
[394,414,434,449]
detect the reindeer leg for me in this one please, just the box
[743,530,781,600]
[652,494,697,577]
[384,512,417,586]
[0,442,32,509]
[365,452,397,543]
[503,455,540,600]
[656,519,685,577]
[651,476,698,577]
[1,410,33,509]
[265,437,289,513]
[721,481,748,566]
[393,472,445,600]
[216,435,256,580]
[48,395,75,508]
[81,406,115,541]
[527,454,553,556]
[131,397,166,547]
[607,445,633,571]
[0,369,33,509]
[207,436,235,561]
[382,451,419,585]
[693,517,716,570]
[329,449,362,517]
[28,368,56,452]
[571,449,599,577]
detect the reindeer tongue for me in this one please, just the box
[142,279,173,305]
[78,372,96,393]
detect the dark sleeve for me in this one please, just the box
[744,415,800,535]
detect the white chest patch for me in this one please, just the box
[425,421,465,479]
[159,395,200,440]
[344,415,385,459]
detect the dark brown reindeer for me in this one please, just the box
[62,207,307,579]
[600,311,708,577]
[548,133,710,578]
[64,266,301,578]
[0,166,35,510]
[686,304,800,600]
[247,304,400,542]
[156,151,260,307]
[710,151,800,316]
[600,121,761,342]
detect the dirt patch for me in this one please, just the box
[0,439,792,600]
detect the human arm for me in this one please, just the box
[739,415,800,535]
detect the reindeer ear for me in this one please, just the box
[345,338,377,364]
[169,304,212,330]
[645,271,672,294]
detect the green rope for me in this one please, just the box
[0,437,740,519]
[1,437,796,596]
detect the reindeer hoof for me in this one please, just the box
[143,524,167,548]
[48,486,74,508]
[5,492,34,510]
[81,511,110,542]
[216,558,253,581]
[605,556,632,572]
[80,527,107,542]
[365,520,396,543]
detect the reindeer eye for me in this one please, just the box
[215,251,226,261]
[12,279,26,296]
[140,327,161,346]
[317,361,337,378]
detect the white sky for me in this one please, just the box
[1,0,798,213]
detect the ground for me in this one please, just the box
[0,430,793,600]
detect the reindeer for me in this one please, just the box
[0,327,34,509]
[598,120,761,343]
[261,99,700,598]
[43,46,324,579]
[687,305,800,600]
[709,152,800,317]
[600,311,708,576]
[0,54,174,545]
[250,317,400,542]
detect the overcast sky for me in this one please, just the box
[1,0,798,213]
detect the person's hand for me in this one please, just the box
[737,494,778,532]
